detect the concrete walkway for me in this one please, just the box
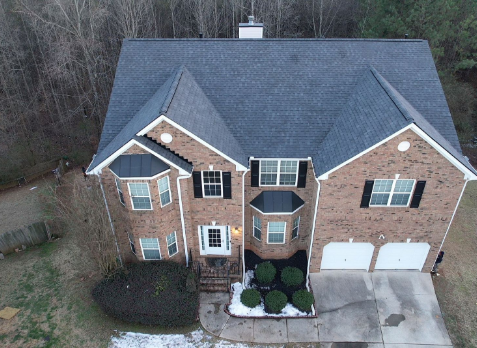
[199,272,453,347]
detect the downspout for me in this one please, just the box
[177,172,192,267]
[435,179,469,262]
[98,174,123,268]
[306,177,321,316]
[241,168,250,287]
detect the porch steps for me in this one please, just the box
[199,277,229,292]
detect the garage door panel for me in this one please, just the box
[321,242,374,271]
[375,243,430,271]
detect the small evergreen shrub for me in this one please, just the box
[255,262,276,284]
[240,289,261,308]
[281,266,304,287]
[292,290,315,312]
[92,261,199,327]
[265,290,288,313]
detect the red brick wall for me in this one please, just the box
[147,121,244,264]
[309,129,466,273]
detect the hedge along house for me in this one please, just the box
[87,19,477,285]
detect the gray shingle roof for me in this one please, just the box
[89,38,474,177]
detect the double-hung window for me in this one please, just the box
[260,160,298,186]
[292,216,300,240]
[166,232,178,257]
[128,183,152,210]
[268,222,286,244]
[158,176,172,207]
[140,238,161,260]
[202,171,222,197]
[370,179,415,207]
[115,178,125,206]
[253,216,262,241]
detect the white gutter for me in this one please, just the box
[241,168,250,287]
[305,177,321,316]
[98,174,123,268]
[177,172,192,266]
[435,179,469,264]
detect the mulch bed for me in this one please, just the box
[244,249,308,301]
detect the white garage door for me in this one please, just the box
[321,242,374,271]
[375,243,430,271]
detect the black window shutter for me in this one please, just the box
[360,180,374,208]
[251,160,259,187]
[222,172,232,199]
[410,181,426,208]
[297,161,308,188]
[192,171,203,198]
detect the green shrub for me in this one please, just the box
[265,290,288,313]
[281,267,304,287]
[255,262,276,284]
[92,261,199,327]
[292,290,314,312]
[240,289,261,308]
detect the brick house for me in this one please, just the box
[86,22,477,280]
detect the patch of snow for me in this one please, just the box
[244,270,254,288]
[110,329,258,348]
[228,282,311,317]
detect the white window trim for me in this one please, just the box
[259,159,299,187]
[140,238,161,260]
[158,175,172,207]
[250,204,305,215]
[201,170,223,198]
[127,183,153,211]
[267,222,286,244]
[292,216,300,240]
[166,231,178,257]
[253,216,262,241]
[370,179,416,207]
[115,178,125,206]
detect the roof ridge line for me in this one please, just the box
[161,66,185,114]
[369,66,414,123]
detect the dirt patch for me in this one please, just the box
[0,175,54,235]
[433,181,477,347]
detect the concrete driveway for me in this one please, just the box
[310,271,452,348]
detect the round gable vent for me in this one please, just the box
[398,141,410,152]
[160,133,173,144]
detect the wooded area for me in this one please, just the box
[1,0,476,183]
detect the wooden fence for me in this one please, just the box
[0,221,50,255]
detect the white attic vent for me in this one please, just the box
[239,16,263,39]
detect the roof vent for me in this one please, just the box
[239,15,263,39]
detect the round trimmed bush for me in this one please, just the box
[240,289,261,308]
[265,290,288,313]
[281,266,304,287]
[255,262,276,284]
[92,261,199,327]
[292,290,315,312]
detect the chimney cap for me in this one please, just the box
[248,16,254,24]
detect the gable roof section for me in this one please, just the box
[88,67,183,172]
[314,67,477,178]
[160,67,247,166]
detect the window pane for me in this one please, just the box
[129,183,149,196]
[253,216,261,240]
[158,177,169,193]
[269,222,285,232]
[115,178,122,192]
[160,191,171,205]
[373,180,393,193]
[261,161,278,173]
[254,227,261,240]
[394,180,414,193]
[143,249,161,260]
[390,193,411,205]
[203,171,222,196]
[280,161,297,173]
[279,173,297,185]
[261,173,277,185]
[168,243,177,256]
[292,227,299,239]
[141,238,159,249]
[268,232,284,243]
[166,232,176,246]
[370,193,390,206]
[132,197,151,209]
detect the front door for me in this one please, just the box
[204,226,226,255]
